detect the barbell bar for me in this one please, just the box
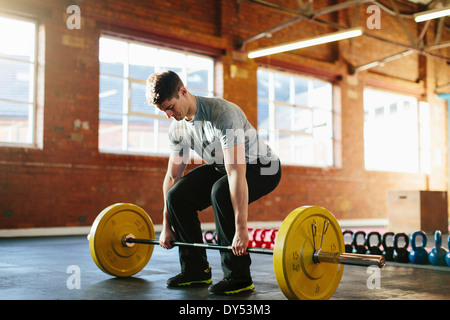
[122,236,385,267]
[88,203,385,300]
[123,236,274,254]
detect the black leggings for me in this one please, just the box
[166,159,281,280]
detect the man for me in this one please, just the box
[146,70,281,295]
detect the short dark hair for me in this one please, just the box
[146,70,184,105]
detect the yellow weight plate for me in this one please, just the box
[89,203,155,277]
[273,206,344,300]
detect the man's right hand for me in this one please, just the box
[159,226,176,249]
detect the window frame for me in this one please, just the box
[363,87,431,174]
[0,13,39,148]
[98,34,215,156]
[257,67,336,168]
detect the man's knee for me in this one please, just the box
[166,186,178,205]
[166,184,187,212]
[210,180,229,206]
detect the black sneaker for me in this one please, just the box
[167,266,212,287]
[209,278,254,295]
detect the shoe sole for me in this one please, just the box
[169,278,213,287]
[212,283,255,295]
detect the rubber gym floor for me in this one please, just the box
[0,234,449,301]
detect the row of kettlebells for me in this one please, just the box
[343,229,450,266]
[203,228,278,249]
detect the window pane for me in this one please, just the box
[419,102,431,174]
[311,81,332,110]
[294,77,308,106]
[313,109,332,138]
[257,68,334,167]
[99,75,124,114]
[0,16,35,62]
[280,135,313,165]
[273,73,290,103]
[187,69,209,92]
[0,101,30,143]
[275,105,291,130]
[187,55,213,94]
[129,43,157,80]
[100,61,124,78]
[258,129,269,144]
[189,89,208,96]
[276,134,294,163]
[159,49,185,70]
[99,38,127,77]
[128,116,154,152]
[257,101,269,130]
[364,88,420,172]
[294,107,312,134]
[99,113,123,151]
[257,69,270,100]
[276,105,312,133]
[130,65,154,81]
[157,119,172,153]
[187,55,212,70]
[131,82,150,114]
[0,15,36,145]
[314,137,333,167]
[295,136,314,166]
[0,60,34,103]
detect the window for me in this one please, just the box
[363,88,430,173]
[257,68,334,167]
[0,15,37,145]
[99,36,214,155]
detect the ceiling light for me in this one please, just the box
[248,27,363,59]
[414,6,450,23]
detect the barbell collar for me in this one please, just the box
[315,250,385,268]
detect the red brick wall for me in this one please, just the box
[0,0,448,229]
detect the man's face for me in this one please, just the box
[156,88,187,121]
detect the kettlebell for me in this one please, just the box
[428,230,448,266]
[408,231,429,264]
[352,231,367,254]
[261,229,276,249]
[382,232,395,261]
[393,233,409,263]
[342,230,354,253]
[365,231,382,255]
[446,236,450,267]
[203,230,216,243]
[251,229,265,248]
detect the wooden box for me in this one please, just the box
[387,190,448,234]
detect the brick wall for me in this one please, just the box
[0,0,448,229]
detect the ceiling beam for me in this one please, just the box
[388,0,416,46]
[350,40,450,74]
[238,0,372,48]
[350,50,415,74]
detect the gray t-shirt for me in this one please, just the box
[168,96,278,172]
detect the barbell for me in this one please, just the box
[88,203,385,300]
